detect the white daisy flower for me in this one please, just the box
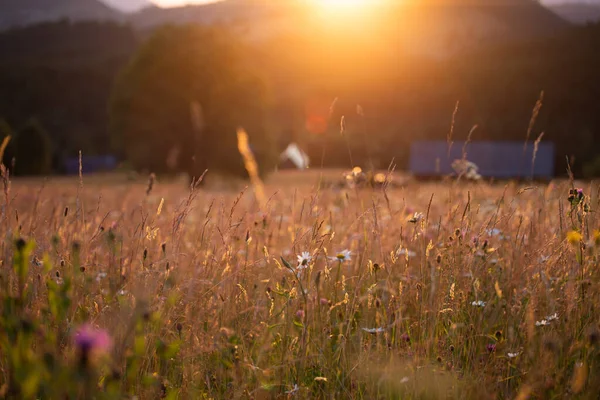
[408,212,424,223]
[488,228,510,240]
[546,313,559,322]
[536,313,558,326]
[96,272,107,282]
[285,384,299,395]
[330,249,351,262]
[297,251,312,269]
[362,327,385,334]
[32,257,44,267]
[507,352,520,358]
[471,300,486,307]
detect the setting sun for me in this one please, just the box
[318,0,371,8]
[311,0,387,19]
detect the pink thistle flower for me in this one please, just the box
[74,324,112,356]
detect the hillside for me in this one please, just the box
[0,0,122,31]
[130,0,570,58]
[391,0,571,58]
[130,0,304,30]
[548,3,600,24]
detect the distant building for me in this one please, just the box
[63,155,117,175]
[409,141,555,179]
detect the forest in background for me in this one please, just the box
[0,9,599,177]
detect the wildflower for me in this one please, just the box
[568,188,585,206]
[96,272,107,282]
[507,352,520,358]
[373,173,386,184]
[452,159,481,180]
[486,343,497,353]
[286,384,299,395]
[117,289,127,296]
[567,230,583,245]
[320,298,329,306]
[74,324,112,366]
[297,251,312,268]
[487,228,502,237]
[330,249,351,262]
[362,327,385,334]
[536,314,558,326]
[396,248,416,258]
[546,313,559,322]
[400,333,410,343]
[471,300,486,307]
[408,212,424,223]
[295,309,305,320]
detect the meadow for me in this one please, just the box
[1,168,599,399]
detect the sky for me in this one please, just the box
[103,0,600,12]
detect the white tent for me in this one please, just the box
[279,143,310,170]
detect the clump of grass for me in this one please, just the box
[0,166,599,399]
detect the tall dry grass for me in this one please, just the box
[0,169,599,399]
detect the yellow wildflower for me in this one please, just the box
[594,230,600,246]
[567,230,583,245]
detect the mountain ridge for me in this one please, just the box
[0,0,122,31]
[548,2,600,23]
[0,0,573,59]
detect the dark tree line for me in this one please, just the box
[1,17,600,177]
[0,20,137,174]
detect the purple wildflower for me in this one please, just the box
[486,343,497,353]
[400,333,411,343]
[74,324,112,355]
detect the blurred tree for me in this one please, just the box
[13,119,52,176]
[109,25,275,180]
[0,20,138,165]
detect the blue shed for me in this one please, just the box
[63,155,118,175]
[409,141,555,179]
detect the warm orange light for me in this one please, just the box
[318,0,371,8]
[312,0,382,18]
